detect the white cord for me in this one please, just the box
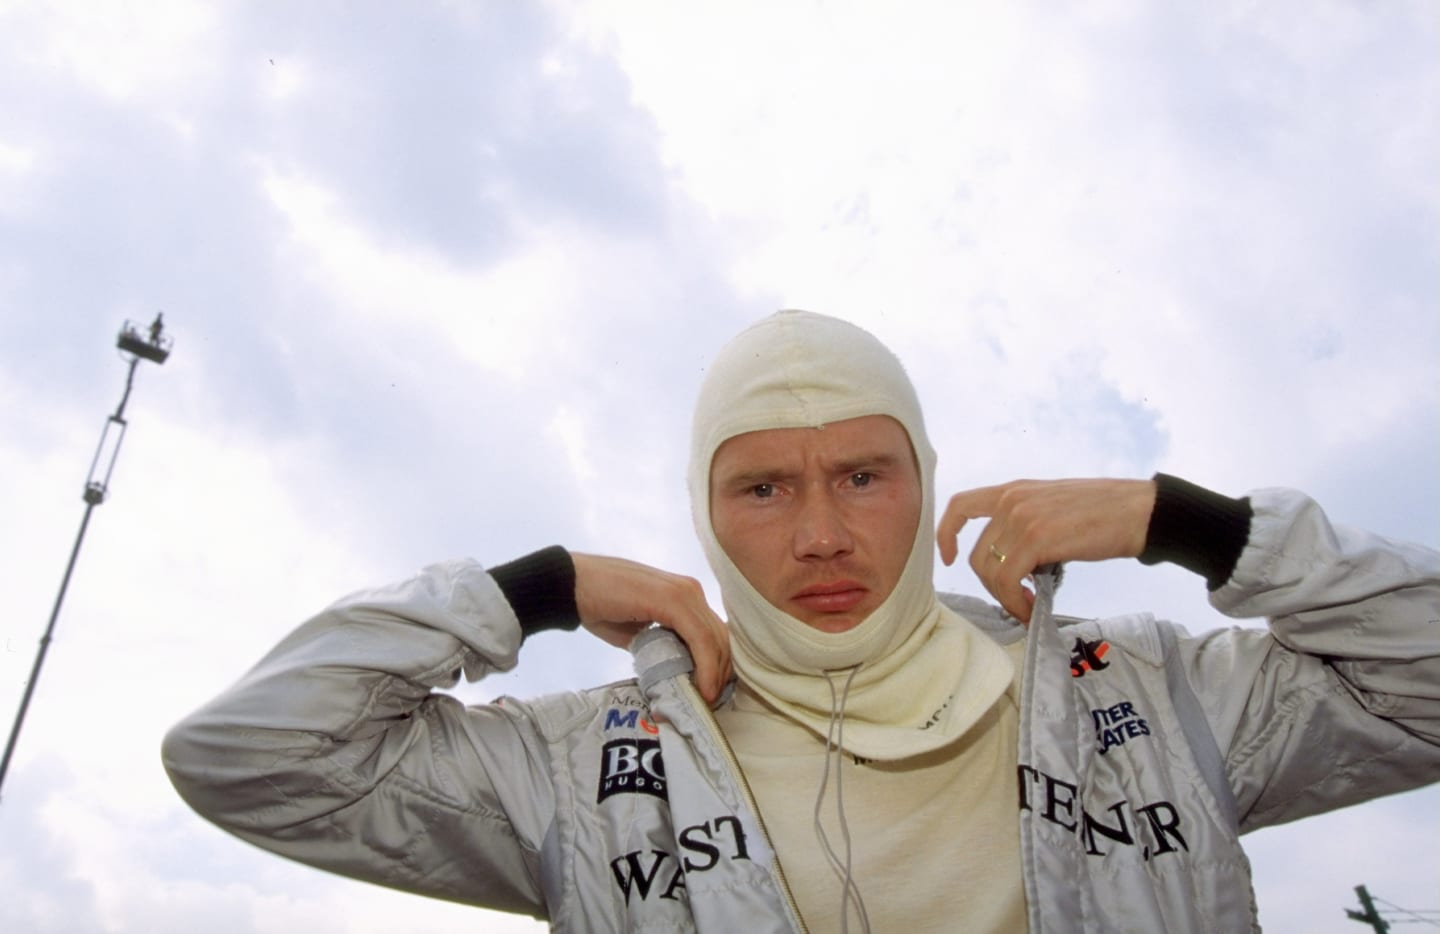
[813,665,870,934]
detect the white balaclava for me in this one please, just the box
[689,310,1013,761]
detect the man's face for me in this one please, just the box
[709,414,923,634]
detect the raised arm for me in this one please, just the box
[939,473,1440,827]
[162,551,580,915]
[937,476,1161,622]
[162,545,732,913]
[1181,486,1440,828]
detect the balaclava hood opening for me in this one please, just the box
[689,310,1012,760]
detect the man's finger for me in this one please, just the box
[976,567,1034,623]
[692,620,731,702]
[937,485,1004,565]
[936,519,966,566]
[967,523,1037,623]
[664,595,730,703]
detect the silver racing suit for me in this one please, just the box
[163,488,1440,931]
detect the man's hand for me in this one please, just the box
[936,479,1157,622]
[571,553,732,703]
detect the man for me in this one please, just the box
[164,310,1440,932]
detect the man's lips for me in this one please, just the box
[790,581,868,614]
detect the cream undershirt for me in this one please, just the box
[713,639,1028,933]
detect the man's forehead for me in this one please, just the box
[710,415,913,473]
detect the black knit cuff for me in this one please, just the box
[1138,474,1253,591]
[490,546,581,638]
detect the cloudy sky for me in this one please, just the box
[1,1,1436,930]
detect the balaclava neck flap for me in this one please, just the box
[690,310,1013,761]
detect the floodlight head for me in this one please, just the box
[117,315,172,364]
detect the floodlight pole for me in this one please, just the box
[0,316,172,801]
[1346,885,1390,933]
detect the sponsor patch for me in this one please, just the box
[597,738,667,803]
[1018,764,1189,860]
[604,708,659,734]
[1069,636,1111,678]
[1091,700,1151,755]
[610,817,751,904]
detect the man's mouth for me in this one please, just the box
[791,581,868,614]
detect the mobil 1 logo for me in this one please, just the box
[597,738,667,803]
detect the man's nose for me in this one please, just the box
[793,491,854,560]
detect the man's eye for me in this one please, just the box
[850,473,873,488]
[751,483,775,499]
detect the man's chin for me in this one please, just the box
[794,612,868,634]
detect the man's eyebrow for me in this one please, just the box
[716,466,795,488]
[833,452,903,473]
[714,452,906,489]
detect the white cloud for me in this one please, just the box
[572,0,1439,504]
[0,138,36,171]
[8,0,219,103]
[260,167,575,380]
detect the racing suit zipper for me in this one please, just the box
[678,677,810,934]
